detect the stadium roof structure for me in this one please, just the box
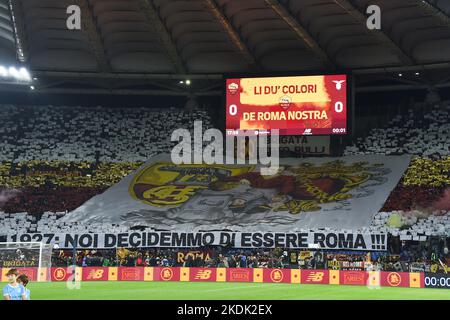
[2,0,450,95]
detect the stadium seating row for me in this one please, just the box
[0,161,140,188]
[344,104,450,158]
[0,104,212,162]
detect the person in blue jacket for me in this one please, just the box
[3,269,27,300]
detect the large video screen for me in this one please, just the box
[226,74,348,136]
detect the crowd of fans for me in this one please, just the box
[0,248,39,268]
[0,104,211,213]
[0,161,141,188]
[48,237,449,273]
[344,103,450,158]
[0,104,212,163]
[2,241,448,273]
[0,102,448,271]
[0,161,141,213]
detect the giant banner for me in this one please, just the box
[61,155,410,232]
[9,230,387,250]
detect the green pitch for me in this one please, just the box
[2,282,449,300]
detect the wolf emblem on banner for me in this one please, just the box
[129,163,254,206]
[209,160,388,214]
[128,160,388,215]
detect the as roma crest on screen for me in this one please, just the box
[279,95,292,109]
[228,82,239,95]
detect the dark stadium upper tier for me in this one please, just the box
[8,0,450,73]
[0,0,19,65]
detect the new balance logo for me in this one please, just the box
[194,270,212,280]
[87,269,104,279]
[306,272,324,282]
[303,128,312,135]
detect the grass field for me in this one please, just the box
[2,282,449,300]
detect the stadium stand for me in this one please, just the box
[1,0,450,304]
[344,103,450,158]
[0,104,213,213]
[0,104,212,162]
[0,102,448,241]
[0,101,446,278]
[44,242,449,273]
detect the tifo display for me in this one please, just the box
[0,102,449,294]
[226,75,348,136]
[2,0,450,302]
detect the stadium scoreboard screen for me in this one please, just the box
[226,74,348,136]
